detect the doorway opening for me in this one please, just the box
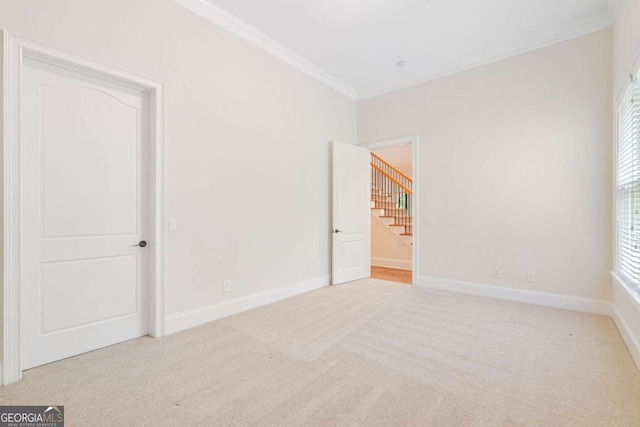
[364,136,418,285]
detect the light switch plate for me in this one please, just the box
[168,219,177,232]
[424,216,437,225]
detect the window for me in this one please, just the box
[616,73,640,295]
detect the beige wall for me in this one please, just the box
[359,29,613,300]
[0,0,356,319]
[373,144,413,176]
[371,217,412,267]
[613,0,640,98]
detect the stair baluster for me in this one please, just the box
[370,153,413,244]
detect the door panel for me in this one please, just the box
[332,141,371,285]
[21,57,149,369]
[40,256,138,334]
[40,85,138,238]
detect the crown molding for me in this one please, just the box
[175,0,357,100]
[177,0,617,102]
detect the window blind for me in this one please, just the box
[617,75,640,293]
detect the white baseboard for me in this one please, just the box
[611,303,640,371]
[165,275,330,335]
[371,257,412,271]
[417,276,611,315]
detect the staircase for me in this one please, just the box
[370,153,413,246]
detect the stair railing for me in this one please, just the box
[370,153,413,235]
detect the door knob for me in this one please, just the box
[333,229,343,234]
[132,240,147,248]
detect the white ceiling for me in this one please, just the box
[181,0,618,100]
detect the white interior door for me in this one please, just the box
[20,57,149,369]
[332,141,371,285]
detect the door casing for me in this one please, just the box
[2,32,166,385]
[362,135,419,286]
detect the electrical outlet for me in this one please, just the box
[492,268,501,278]
[223,280,231,293]
[527,272,536,282]
[168,219,177,232]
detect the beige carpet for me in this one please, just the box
[2,278,639,426]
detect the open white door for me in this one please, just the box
[20,56,149,369]
[332,141,371,285]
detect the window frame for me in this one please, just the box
[615,68,640,298]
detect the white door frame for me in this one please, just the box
[362,135,419,286]
[2,32,166,385]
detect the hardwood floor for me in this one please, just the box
[371,265,412,284]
